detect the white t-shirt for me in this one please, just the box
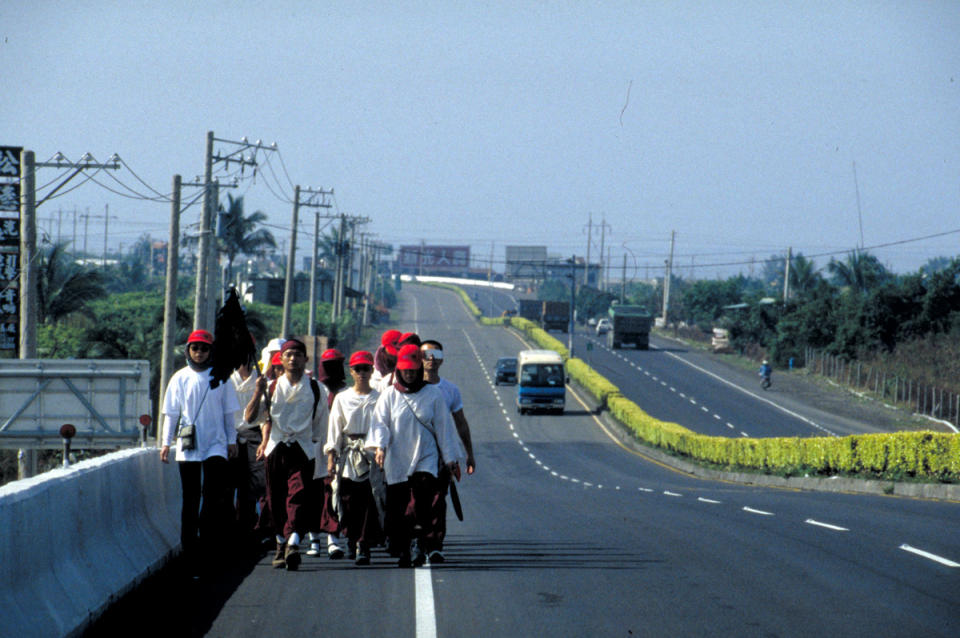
[433,377,463,414]
[162,366,240,462]
[367,383,466,485]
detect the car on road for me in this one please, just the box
[595,318,612,335]
[494,356,517,385]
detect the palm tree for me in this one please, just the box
[37,241,107,324]
[788,253,821,297]
[827,250,888,294]
[217,194,277,284]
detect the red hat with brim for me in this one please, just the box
[321,348,344,361]
[395,343,422,370]
[270,352,283,367]
[349,351,374,367]
[381,329,401,356]
[187,329,214,345]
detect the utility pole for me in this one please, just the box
[597,216,610,292]
[333,215,347,321]
[621,253,627,304]
[82,208,89,257]
[662,230,675,325]
[77,206,118,264]
[584,213,592,287]
[18,149,119,477]
[280,185,301,339]
[301,188,335,349]
[158,174,181,436]
[194,131,273,331]
[783,246,792,303]
[331,214,369,321]
[488,242,493,282]
[568,255,577,358]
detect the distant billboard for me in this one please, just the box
[505,245,548,280]
[397,245,470,273]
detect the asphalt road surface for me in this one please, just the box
[89,284,960,638]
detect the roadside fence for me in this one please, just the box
[804,347,959,428]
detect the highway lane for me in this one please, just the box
[571,325,913,438]
[90,283,960,637]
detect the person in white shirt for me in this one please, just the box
[160,329,240,577]
[420,339,476,564]
[324,350,384,565]
[230,356,267,550]
[245,339,328,571]
[368,344,466,567]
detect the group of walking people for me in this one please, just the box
[160,327,475,577]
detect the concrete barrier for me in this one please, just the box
[0,448,180,638]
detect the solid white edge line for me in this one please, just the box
[899,544,960,568]
[415,565,437,638]
[805,519,849,532]
[743,506,775,516]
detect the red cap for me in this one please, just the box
[395,343,422,370]
[187,329,214,345]
[321,348,344,361]
[349,350,374,367]
[381,329,401,356]
[270,352,283,366]
[398,332,420,347]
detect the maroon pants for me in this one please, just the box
[386,472,443,555]
[311,476,341,535]
[264,443,315,539]
[339,478,384,548]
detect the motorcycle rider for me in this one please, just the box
[759,360,772,388]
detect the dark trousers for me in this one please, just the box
[264,443,315,540]
[386,472,443,555]
[178,456,232,561]
[339,478,383,549]
[230,437,266,536]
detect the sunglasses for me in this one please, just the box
[421,350,443,361]
[352,364,373,373]
[188,343,211,352]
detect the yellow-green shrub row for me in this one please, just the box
[442,283,958,480]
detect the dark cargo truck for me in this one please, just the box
[540,301,570,332]
[607,304,652,349]
[518,299,542,322]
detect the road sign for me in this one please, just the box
[0,359,152,448]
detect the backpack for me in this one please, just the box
[268,376,323,421]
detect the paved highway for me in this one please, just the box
[90,283,960,637]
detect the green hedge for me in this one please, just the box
[444,282,960,481]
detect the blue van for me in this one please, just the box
[516,349,566,415]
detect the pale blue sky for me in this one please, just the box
[2,1,958,279]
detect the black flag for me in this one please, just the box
[210,288,256,388]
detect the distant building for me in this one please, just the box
[245,273,334,306]
[396,244,470,276]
